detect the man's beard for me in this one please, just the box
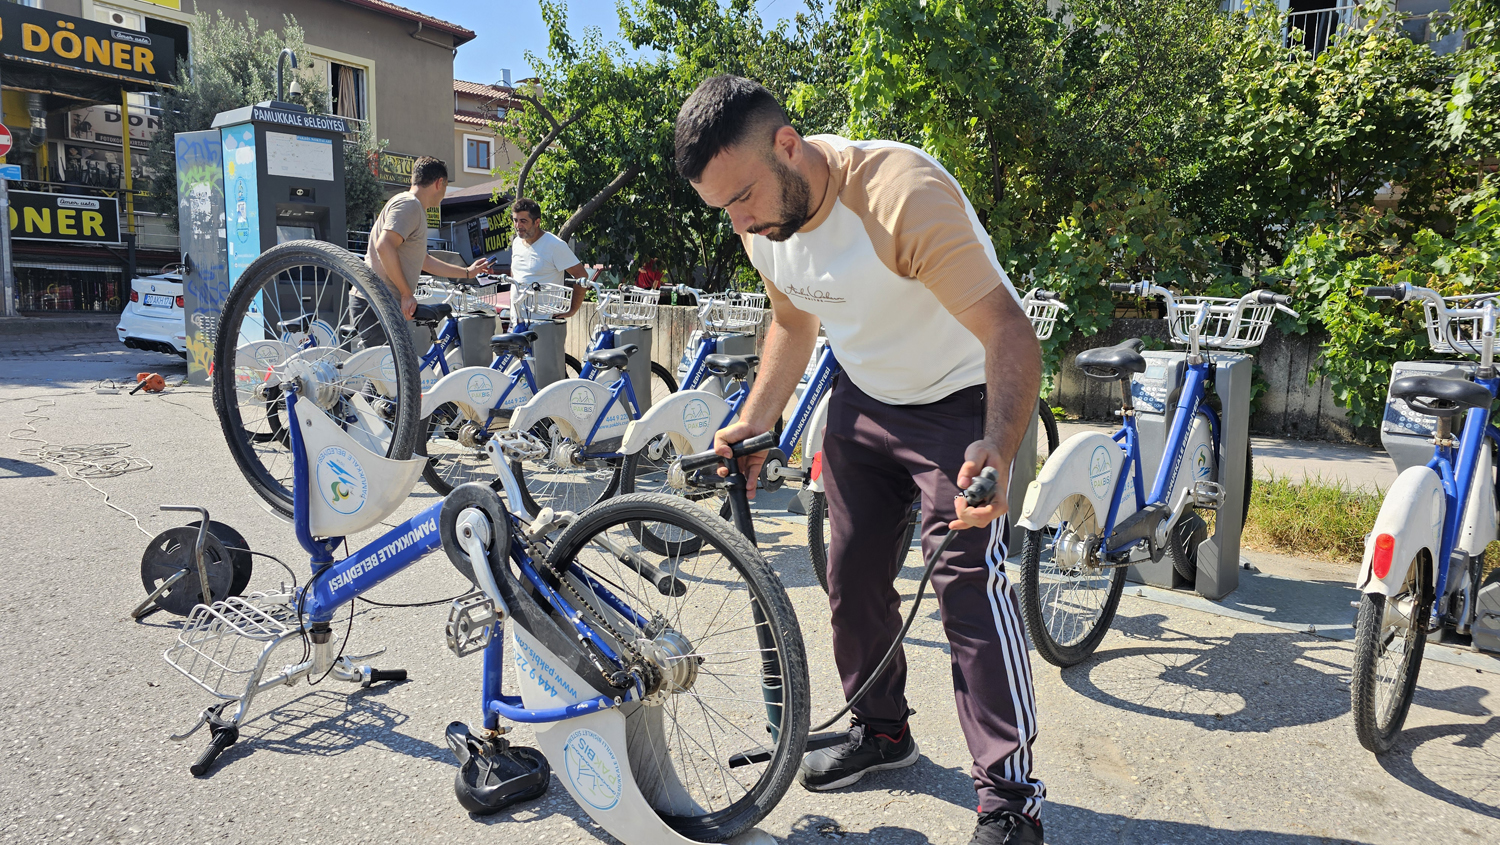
[749,157,813,242]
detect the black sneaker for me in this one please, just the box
[797,720,919,791]
[970,809,1043,845]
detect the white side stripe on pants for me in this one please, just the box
[984,518,1047,817]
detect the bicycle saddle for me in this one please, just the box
[705,353,760,378]
[586,344,638,371]
[489,331,538,354]
[1076,339,1147,381]
[412,302,453,325]
[1390,375,1493,418]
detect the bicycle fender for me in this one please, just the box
[1016,432,1135,532]
[1356,466,1444,595]
[509,378,632,442]
[421,366,532,421]
[340,345,398,398]
[800,393,832,494]
[618,390,729,456]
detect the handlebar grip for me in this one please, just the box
[1364,286,1406,301]
[190,727,238,777]
[1255,291,1293,306]
[1108,283,1135,294]
[365,668,407,687]
[962,467,1002,507]
[1034,290,1061,302]
[679,432,779,473]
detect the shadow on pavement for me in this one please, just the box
[0,456,54,478]
[1059,612,1350,732]
[1047,801,1373,843]
[218,686,451,770]
[1377,684,1500,820]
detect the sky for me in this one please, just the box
[402,0,810,86]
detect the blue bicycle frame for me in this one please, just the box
[714,342,842,458]
[1096,358,1223,559]
[680,332,758,391]
[282,386,645,725]
[417,316,463,378]
[1423,375,1500,611]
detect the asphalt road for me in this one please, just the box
[1,321,1497,845]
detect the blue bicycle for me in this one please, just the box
[1015,282,1295,666]
[1350,284,1500,753]
[187,241,809,842]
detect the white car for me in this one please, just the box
[117,268,188,357]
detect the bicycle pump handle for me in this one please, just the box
[679,431,778,472]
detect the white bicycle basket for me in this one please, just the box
[701,291,767,333]
[512,282,574,321]
[1166,296,1277,350]
[597,288,659,326]
[1422,294,1498,357]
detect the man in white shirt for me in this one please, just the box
[509,197,585,319]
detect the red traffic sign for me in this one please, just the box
[0,124,12,158]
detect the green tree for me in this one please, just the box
[143,11,330,229]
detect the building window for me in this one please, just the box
[329,62,368,124]
[465,135,492,173]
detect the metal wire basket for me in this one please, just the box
[1422,294,1498,356]
[700,292,768,333]
[164,592,299,700]
[1166,296,1277,350]
[512,282,574,321]
[598,287,659,326]
[1024,292,1066,341]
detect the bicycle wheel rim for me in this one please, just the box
[1026,494,1120,649]
[548,494,808,840]
[211,241,420,515]
[1369,563,1428,735]
[419,402,493,494]
[512,419,621,516]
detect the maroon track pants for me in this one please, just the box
[822,376,1046,817]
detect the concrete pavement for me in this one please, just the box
[1,322,1496,845]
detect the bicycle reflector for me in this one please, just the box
[810,451,823,482]
[1372,533,1396,579]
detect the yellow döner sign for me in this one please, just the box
[0,6,174,85]
[8,192,121,244]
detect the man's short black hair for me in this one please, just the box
[512,197,541,219]
[412,156,448,187]
[675,75,788,182]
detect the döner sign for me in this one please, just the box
[0,5,175,86]
[7,191,120,244]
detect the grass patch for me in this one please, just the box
[1242,471,1384,564]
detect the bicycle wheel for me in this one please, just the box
[650,361,678,406]
[511,418,623,517]
[1016,493,1126,667]
[1166,444,1254,583]
[618,441,721,555]
[417,402,495,495]
[212,241,420,516]
[808,491,920,593]
[565,354,582,379]
[547,493,808,841]
[1037,398,1059,458]
[1351,555,1431,754]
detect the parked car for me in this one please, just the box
[116,267,187,357]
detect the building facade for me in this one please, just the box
[5,0,476,313]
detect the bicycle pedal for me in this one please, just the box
[447,592,501,658]
[1192,481,1225,510]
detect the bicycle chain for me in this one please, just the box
[525,529,654,691]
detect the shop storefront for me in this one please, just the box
[1,3,180,313]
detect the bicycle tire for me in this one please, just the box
[1166,444,1254,584]
[417,402,494,495]
[618,445,717,555]
[565,354,582,379]
[650,361,678,406]
[808,491,920,594]
[1351,555,1430,754]
[212,241,420,516]
[546,493,809,841]
[1016,493,1126,667]
[1037,398,1059,456]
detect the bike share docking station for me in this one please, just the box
[1120,349,1253,600]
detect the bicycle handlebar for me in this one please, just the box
[1364,285,1406,301]
[678,432,778,473]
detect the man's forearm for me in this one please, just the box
[983,314,1043,465]
[377,242,412,295]
[423,256,471,279]
[741,315,819,432]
